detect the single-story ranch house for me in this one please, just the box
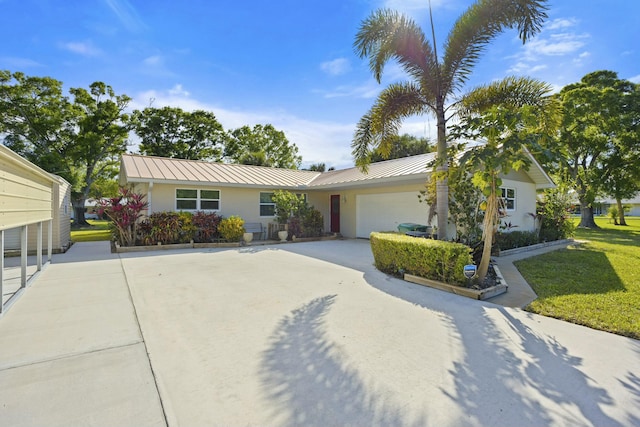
[119,151,554,239]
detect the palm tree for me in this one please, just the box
[352,0,549,240]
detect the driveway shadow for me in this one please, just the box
[277,240,637,426]
[259,294,426,427]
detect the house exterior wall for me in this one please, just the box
[500,169,538,232]
[124,166,543,240]
[310,183,427,238]
[136,182,333,236]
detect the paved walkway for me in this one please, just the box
[1,240,638,426]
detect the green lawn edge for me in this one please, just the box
[515,217,640,340]
[70,219,112,242]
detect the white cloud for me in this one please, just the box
[320,58,351,76]
[545,18,578,30]
[103,0,146,32]
[168,84,189,97]
[521,32,588,59]
[60,41,102,56]
[143,55,163,66]
[315,81,381,99]
[629,75,640,84]
[508,62,547,74]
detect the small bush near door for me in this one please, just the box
[370,232,473,286]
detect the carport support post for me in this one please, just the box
[48,219,52,262]
[1,230,4,314]
[37,221,43,271]
[20,225,27,288]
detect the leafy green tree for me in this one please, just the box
[599,78,640,226]
[452,78,558,280]
[308,163,326,172]
[131,106,225,161]
[68,82,130,224]
[369,134,434,162]
[224,124,301,169]
[0,71,74,180]
[552,71,639,229]
[351,0,549,239]
[1,72,131,225]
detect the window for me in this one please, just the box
[500,187,516,211]
[259,192,307,217]
[260,192,275,216]
[176,189,220,211]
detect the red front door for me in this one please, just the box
[330,195,340,233]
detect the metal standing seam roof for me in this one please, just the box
[307,152,435,187]
[120,154,321,188]
[120,148,554,190]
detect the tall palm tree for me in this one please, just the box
[352,0,549,240]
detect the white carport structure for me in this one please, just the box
[1,145,56,315]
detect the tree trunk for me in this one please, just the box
[435,101,449,240]
[616,198,627,226]
[477,190,498,282]
[73,203,89,226]
[578,204,598,228]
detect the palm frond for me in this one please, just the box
[461,76,562,136]
[459,76,553,113]
[354,9,437,86]
[352,113,377,172]
[352,82,427,171]
[442,0,548,94]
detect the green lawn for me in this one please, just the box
[70,219,112,242]
[515,216,640,339]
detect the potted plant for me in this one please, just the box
[273,190,301,241]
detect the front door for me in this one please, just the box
[330,194,340,233]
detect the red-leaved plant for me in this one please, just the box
[97,188,148,247]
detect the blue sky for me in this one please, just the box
[2,0,639,169]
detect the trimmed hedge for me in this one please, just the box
[495,230,538,251]
[370,232,473,286]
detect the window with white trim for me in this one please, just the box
[260,192,275,217]
[500,187,516,211]
[176,188,220,211]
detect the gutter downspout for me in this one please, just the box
[147,181,153,215]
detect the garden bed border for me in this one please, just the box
[404,264,508,301]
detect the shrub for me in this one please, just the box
[138,212,184,245]
[301,205,324,237]
[218,215,245,242]
[192,211,222,242]
[370,232,473,285]
[97,188,147,247]
[273,190,304,224]
[495,230,538,251]
[287,216,303,239]
[178,211,197,243]
[538,184,575,242]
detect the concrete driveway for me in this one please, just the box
[1,240,639,426]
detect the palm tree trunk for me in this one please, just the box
[435,102,449,240]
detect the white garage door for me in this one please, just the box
[356,192,429,238]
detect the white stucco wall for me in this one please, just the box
[126,167,541,240]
